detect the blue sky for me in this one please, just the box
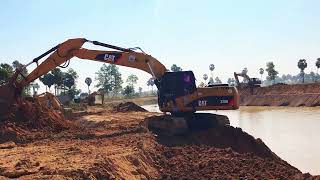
[1,0,320,93]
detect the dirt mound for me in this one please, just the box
[151,145,308,179]
[146,114,276,158]
[112,102,147,112]
[0,108,318,179]
[144,114,314,178]
[0,98,72,143]
[239,83,320,106]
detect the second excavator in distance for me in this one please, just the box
[0,38,239,128]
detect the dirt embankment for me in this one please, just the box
[0,98,73,144]
[239,83,320,107]
[0,99,318,179]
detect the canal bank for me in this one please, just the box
[143,105,320,175]
[239,83,320,107]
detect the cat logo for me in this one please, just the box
[103,54,116,62]
[198,100,207,107]
[128,55,136,62]
[95,53,122,63]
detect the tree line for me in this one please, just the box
[1,58,319,98]
[0,61,31,95]
[201,58,320,86]
[39,68,79,97]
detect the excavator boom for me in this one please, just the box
[20,38,167,87]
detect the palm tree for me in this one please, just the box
[149,78,155,93]
[203,74,208,84]
[85,77,92,94]
[316,58,320,74]
[147,78,155,94]
[259,68,264,80]
[298,59,307,83]
[209,64,215,79]
[316,58,320,82]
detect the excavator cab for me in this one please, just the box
[157,71,197,110]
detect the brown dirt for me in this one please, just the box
[239,83,320,106]
[0,102,319,179]
[0,98,73,143]
[112,102,147,112]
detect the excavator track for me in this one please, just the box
[145,113,230,136]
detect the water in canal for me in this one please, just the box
[142,105,320,175]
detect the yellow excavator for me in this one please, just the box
[0,38,239,125]
[234,72,261,95]
[234,72,261,88]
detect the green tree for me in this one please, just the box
[227,78,235,86]
[203,74,208,84]
[39,73,55,91]
[95,64,123,96]
[122,85,135,98]
[215,77,222,84]
[147,78,155,93]
[259,68,264,80]
[51,68,63,95]
[310,71,316,82]
[209,64,215,79]
[12,60,27,75]
[63,73,75,89]
[298,59,307,83]
[316,58,320,74]
[66,87,81,99]
[126,74,138,87]
[85,77,92,94]
[170,64,182,72]
[265,62,278,84]
[138,87,143,96]
[67,68,79,79]
[208,77,214,85]
[0,63,13,85]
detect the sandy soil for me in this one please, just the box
[0,101,319,179]
[239,83,320,107]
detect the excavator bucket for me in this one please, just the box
[0,83,16,119]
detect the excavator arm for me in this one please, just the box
[19,38,167,87]
[234,72,250,86]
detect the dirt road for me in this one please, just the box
[0,102,318,179]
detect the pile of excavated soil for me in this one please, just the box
[239,83,320,106]
[0,106,318,179]
[0,98,72,143]
[146,115,276,158]
[0,129,312,179]
[151,145,312,179]
[143,114,318,178]
[112,102,148,112]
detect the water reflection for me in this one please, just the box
[142,105,320,175]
